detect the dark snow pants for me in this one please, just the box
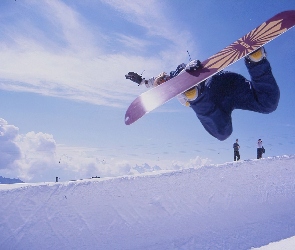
[234,150,240,161]
[189,59,280,141]
[257,148,263,159]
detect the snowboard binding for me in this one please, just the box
[185,60,202,72]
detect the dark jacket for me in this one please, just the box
[189,59,279,141]
[233,142,240,151]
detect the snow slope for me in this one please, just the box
[1,155,295,250]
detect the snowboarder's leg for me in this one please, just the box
[243,58,280,113]
[226,57,279,113]
[189,89,233,141]
[188,54,279,141]
[189,72,248,141]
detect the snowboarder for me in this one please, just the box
[257,138,264,159]
[233,139,240,161]
[127,47,280,141]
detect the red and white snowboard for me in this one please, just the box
[125,10,295,125]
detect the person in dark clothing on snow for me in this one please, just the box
[257,138,264,159]
[127,47,280,141]
[233,139,240,161]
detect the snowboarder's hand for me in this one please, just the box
[185,60,202,72]
[125,72,143,85]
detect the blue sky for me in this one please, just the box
[0,0,294,182]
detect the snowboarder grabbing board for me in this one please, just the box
[125,10,295,141]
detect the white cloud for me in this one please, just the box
[0,118,211,182]
[0,119,21,169]
[0,0,195,108]
[0,119,59,181]
[115,34,152,51]
[101,0,191,44]
[14,131,58,181]
[101,0,194,62]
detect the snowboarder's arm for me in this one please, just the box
[141,77,156,88]
[125,72,156,88]
[170,63,186,78]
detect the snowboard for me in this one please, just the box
[125,10,295,125]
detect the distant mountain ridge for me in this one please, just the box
[0,176,24,184]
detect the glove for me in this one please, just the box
[185,60,202,72]
[125,72,143,85]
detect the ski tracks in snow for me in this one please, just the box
[1,155,295,249]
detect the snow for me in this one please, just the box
[1,155,295,250]
[252,235,295,250]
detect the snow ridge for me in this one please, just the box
[1,155,295,250]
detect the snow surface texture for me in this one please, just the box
[1,155,295,250]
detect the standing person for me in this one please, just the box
[233,139,240,161]
[257,139,263,159]
[127,47,280,141]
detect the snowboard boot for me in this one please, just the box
[184,87,198,101]
[246,47,266,62]
[183,80,206,105]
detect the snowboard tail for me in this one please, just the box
[125,10,295,125]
